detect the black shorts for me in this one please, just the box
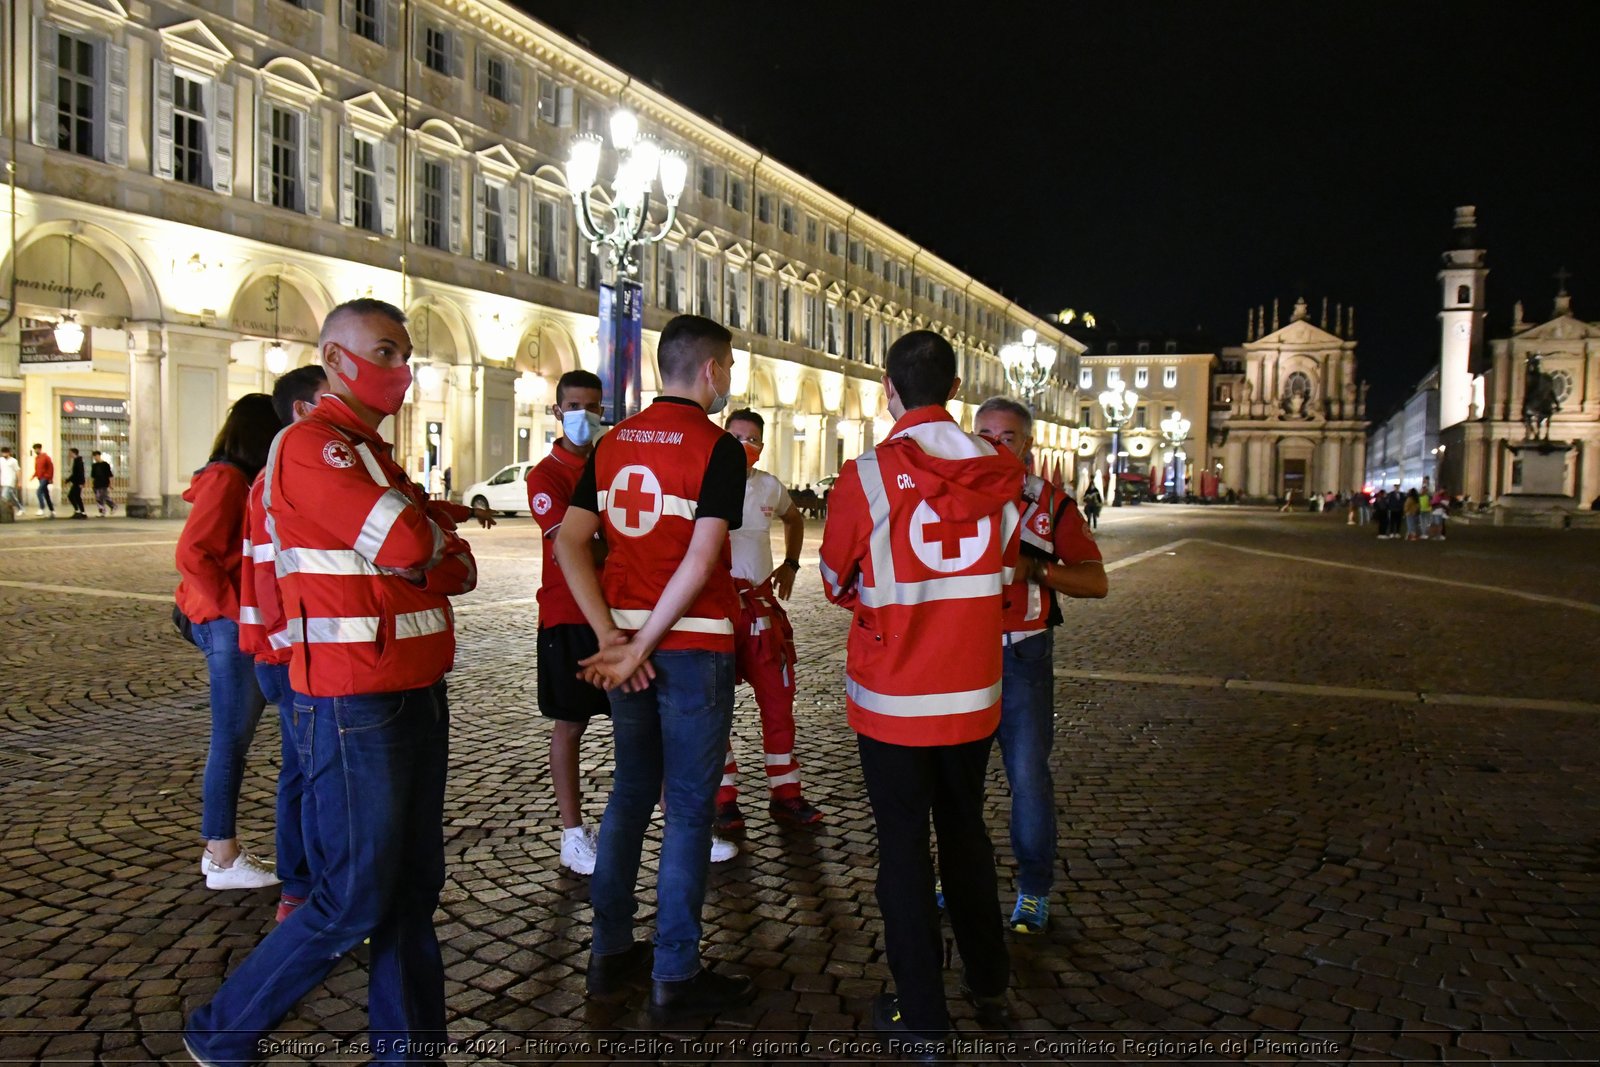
[537,623,611,722]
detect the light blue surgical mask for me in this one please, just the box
[561,409,603,446]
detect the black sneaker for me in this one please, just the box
[769,795,824,827]
[870,994,950,1063]
[959,981,1013,1027]
[648,965,756,1024]
[585,940,653,1002]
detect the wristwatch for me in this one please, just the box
[782,558,801,571]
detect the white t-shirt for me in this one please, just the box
[729,468,792,584]
[0,455,19,488]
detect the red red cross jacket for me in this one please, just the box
[526,440,594,628]
[239,473,289,664]
[586,398,739,653]
[1000,473,1103,637]
[262,395,477,697]
[175,461,250,625]
[819,406,1023,747]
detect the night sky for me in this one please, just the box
[522,1,1598,417]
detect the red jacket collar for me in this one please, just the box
[888,405,956,438]
[310,394,387,448]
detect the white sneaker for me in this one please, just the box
[561,824,598,876]
[710,835,738,863]
[202,851,280,890]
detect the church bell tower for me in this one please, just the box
[1437,205,1488,429]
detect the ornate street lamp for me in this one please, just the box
[1159,410,1192,501]
[567,107,688,426]
[1099,385,1138,506]
[998,328,1058,404]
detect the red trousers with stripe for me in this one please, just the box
[720,581,802,803]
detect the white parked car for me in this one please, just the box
[462,461,536,516]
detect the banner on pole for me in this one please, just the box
[599,282,645,425]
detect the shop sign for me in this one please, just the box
[59,395,128,419]
[20,318,94,374]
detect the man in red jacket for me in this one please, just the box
[186,299,477,1067]
[31,443,55,517]
[975,397,1107,936]
[820,330,1022,1057]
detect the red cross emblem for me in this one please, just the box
[605,465,662,537]
[321,440,355,468]
[1029,508,1053,538]
[909,501,991,572]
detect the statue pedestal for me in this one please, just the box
[1493,442,1576,527]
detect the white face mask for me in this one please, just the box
[561,409,603,446]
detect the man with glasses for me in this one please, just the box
[715,409,822,835]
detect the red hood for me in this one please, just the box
[880,407,1022,522]
[182,461,247,504]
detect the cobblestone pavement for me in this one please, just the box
[1,506,1598,1065]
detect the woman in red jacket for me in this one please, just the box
[176,393,284,890]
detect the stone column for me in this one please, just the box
[450,364,481,491]
[125,322,165,518]
[820,415,840,478]
[770,408,794,487]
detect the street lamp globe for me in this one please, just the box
[1098,386,1139,506]
[999,330,1058,402]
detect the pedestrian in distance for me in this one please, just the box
[31,443,55,517]
[1430,488,1449,540]
[90,451,116,515]
[975,397,1107,936]
[175,393,283,893]
[820,331,1021,1058]
[556,313,757,1024]
[237,365,328,924]
[716,408,824,835]
[1404,488,1422,540]
[1081,483,1103,530]
[65,448,88,519]
[185,298,480,1067]
[0,445,21,514]
[526,368,611,877]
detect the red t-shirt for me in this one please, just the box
[527,441,593,627]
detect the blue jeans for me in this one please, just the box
[185,683,451,1066]
[997,629,1057,896]
[592,649,734,981]
[193,617,267,841]
[36,479,53,511]
[255,661,313,900]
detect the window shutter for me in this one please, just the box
[557,86,573,127]
[655,244,669,307]
[380,0,397,46]
[410,150,424,244]
[452,33,465,79]
[536,77,553,124]
[151,59,175,179]
[471,172,486,261]
[639,240,653,306]
[104,42,129,166]
[32,21,57,148]
[529,197,543,271]
[379,138,398,236]
[674,249,688,312]
[473,47,486,93]
[503,181,520,269]
[557,199,571,281]
[254,91,272,204]
[412,17,427,69]
[211,79,235,195]
[339,0,352,27]
[338,125,356,225]
[447,161,463,253]
[303,107,322,217]
[576,239,590,289]
[509,64,523,107]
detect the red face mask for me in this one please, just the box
[331,343,412,416]
[741,442,762,469]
